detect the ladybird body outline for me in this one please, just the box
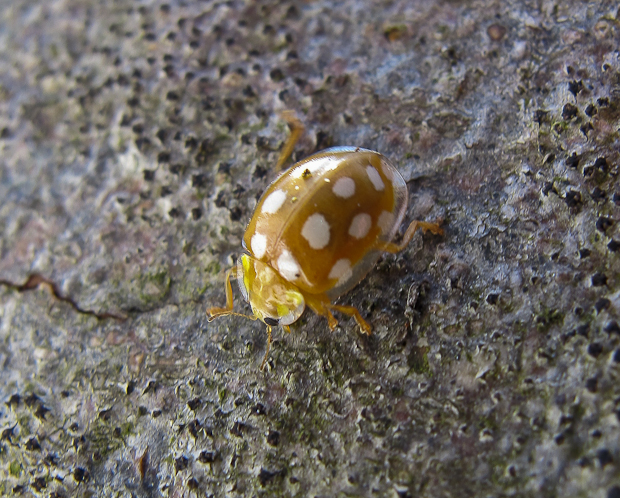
[207,114,443,369]
[244,147,408,296]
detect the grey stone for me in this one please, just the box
[1,0,620,496]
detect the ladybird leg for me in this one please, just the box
[206,267,236,319]
[260,325,272,371]
[324,308,339,331]
[305,295,339,331]
[379,220,443,254]
[306,295,371,335]
[207,268,258,322]
[327,304,372,336]
[276,110,305,171]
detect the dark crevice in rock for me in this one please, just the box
[0,274,126,321]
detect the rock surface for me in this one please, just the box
[1,0,620,496]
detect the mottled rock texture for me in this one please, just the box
[1,0,620,496]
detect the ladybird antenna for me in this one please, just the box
[260,325,272,371]
[206,309,257,322]
[230,312,258,321]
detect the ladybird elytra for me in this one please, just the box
[208,112,443,369]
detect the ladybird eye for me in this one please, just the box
[264,317,279,326]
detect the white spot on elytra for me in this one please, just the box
[262,189,286,214]
[366,166,384,191]
[291,156,341,179]
[251,233,267,259]
[328,258,352,286]
[277,249,301,282]
[380,159,394,181]
[377,211,394,234]
[348,213,372,239]
[301,213,330,249]
[332,177,356,199]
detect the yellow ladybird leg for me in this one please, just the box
[379,220,443,254]
[206,267,236,319]
[327,304,372,336]
[306,294,371,335]
[207,267,257,322]
[276,110,305,171]
[305,294,339,330]
[260,325,272,371]
[324,308,339,331]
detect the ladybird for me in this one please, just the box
[208,113,443,369]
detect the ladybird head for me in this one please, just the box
[236,254,305,327]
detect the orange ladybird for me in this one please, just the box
[208,113,443,369]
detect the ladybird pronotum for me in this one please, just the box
[208,112,443,369]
